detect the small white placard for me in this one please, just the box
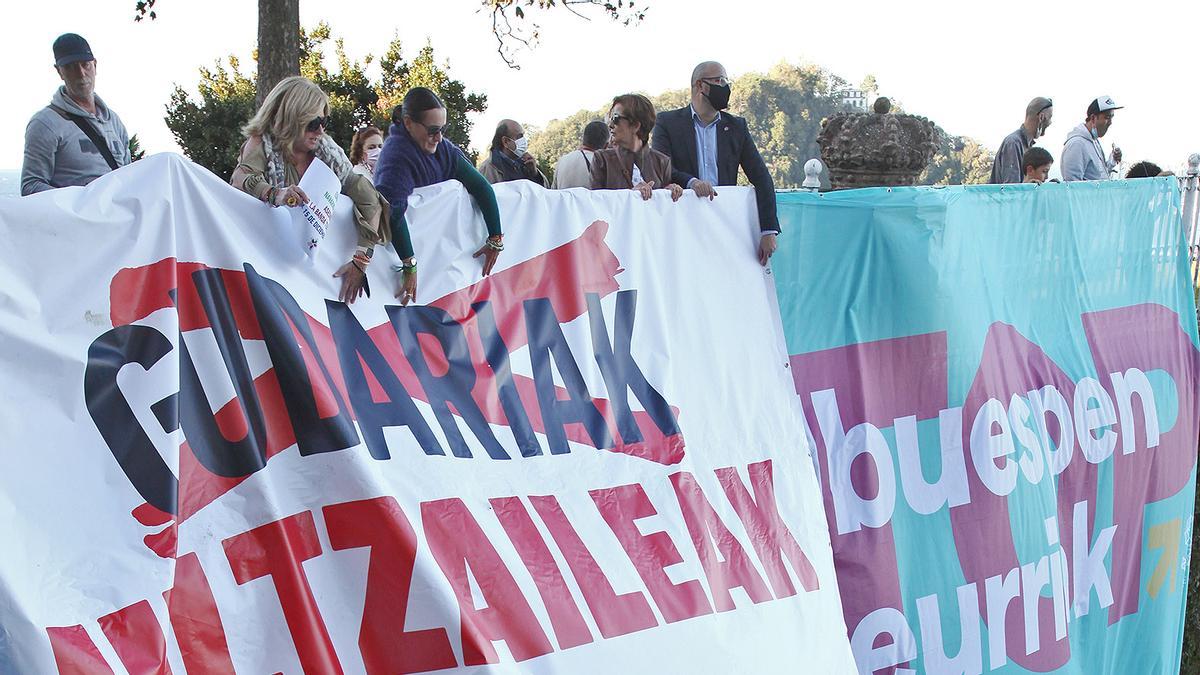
[291,157,341,258]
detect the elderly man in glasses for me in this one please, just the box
[989,97,1054,184]
[651,61,780,265]
[22,33,131,195]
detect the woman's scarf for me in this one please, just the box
[262,132,354,187]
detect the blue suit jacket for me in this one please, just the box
[651,106,779,233]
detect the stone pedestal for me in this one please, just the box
[817,98,939,190]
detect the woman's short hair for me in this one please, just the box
[396,87,445,126]
[611,94,655,144]
[243,76,329,151]
[1022,147,1054,173]
[350,125,383,165]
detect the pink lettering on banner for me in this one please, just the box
[222,511,344,675]
[97,600,173,675]
[46,624,116,675]
[670,471,774,611]
[529,494,660,639]
[323,497,458,675]
[591,483,714,623]
[491,496,595,650]
[163,553,236,674]
[1082,304,1200,624]
[790,331,948,674]
[422,498,555,665]
[790,303,1199,673]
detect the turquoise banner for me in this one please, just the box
[772,178,1197,674]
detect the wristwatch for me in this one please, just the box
[400,257,417,269]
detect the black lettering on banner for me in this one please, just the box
[390,305,510,460]
[244,264,359,457]
[587,291,680,444]
[326,301,443,459]
[473,301,542,457]
[84,324,179,515]
[523,297,613,455]
[178,269,269,478]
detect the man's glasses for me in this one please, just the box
[306,116,329,133]
[700,76,731,86]
[416,120,450,137]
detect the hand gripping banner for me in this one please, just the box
[772,178,1198,675]
[0,154,855,674]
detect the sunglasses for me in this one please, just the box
[306,116,329,133]
[416,120,449,137]
[608,113,630,127]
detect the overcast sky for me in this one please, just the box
[5,0,1199,174]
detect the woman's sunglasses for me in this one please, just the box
[306,116,330,133]
[416,120,449,137]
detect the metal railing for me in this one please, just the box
[1182,154,1200,288]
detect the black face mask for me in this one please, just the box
[704,83,732,111]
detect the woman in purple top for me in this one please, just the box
[373,87,504,306]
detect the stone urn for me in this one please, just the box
[817,97,939,189]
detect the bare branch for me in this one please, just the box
[485,0,646,69]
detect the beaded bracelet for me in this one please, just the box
[485,237,505,252]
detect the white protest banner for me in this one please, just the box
[293,156,341,257]
[0,154,855,674]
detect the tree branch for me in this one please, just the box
[486,0,646,69]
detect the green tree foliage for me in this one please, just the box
[164,23,486,180]
[128,135,147,162]
[921,133,993,186]
[164,57,257,181]
[528,63,992,188]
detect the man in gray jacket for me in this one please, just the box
[22,33,130,196]
[1060,96,1122,182]
[989,97,1053,184]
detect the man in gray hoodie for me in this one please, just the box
[1060,96,1122,182]
[21,33,130,196]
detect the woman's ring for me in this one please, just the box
[286,196,299,207]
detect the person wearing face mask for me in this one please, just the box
[651,61,780,266]
[479,119,547,186]
[350,125,385,181]
[989,97,1053,184]
[22,33,131,195]
[1061,96,1123,182]
[230,76,390,305]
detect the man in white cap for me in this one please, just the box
[1060,96,1122,181]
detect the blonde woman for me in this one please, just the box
[230,76,405,304]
